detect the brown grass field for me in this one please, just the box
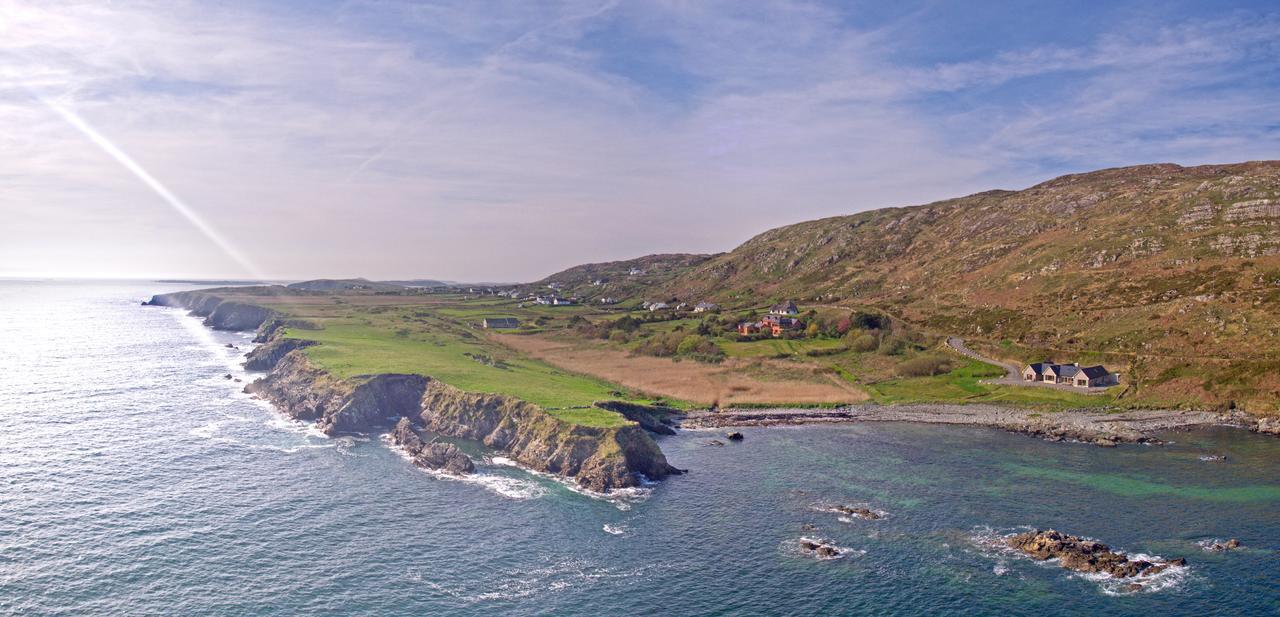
[493,334,868,406]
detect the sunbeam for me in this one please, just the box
[38,96,266,280]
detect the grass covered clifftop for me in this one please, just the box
[151,288,645,428]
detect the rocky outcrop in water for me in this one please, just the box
[835,505,881,520]
[1204,538,1242,552]
[798,538,843,559]
[390,417,474,474]
[1007,529,1186,578]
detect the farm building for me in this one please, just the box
[482,318,520,329]
[693,302,719,313]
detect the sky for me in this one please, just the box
[2,0,1278,281]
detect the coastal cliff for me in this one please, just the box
[415,381,681,491]
[150,289,681,492]
[244,346,680,491]
[145,290,276,331]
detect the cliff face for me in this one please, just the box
[246,349,680,491]
[244,351,425,434]
[145,291,275,331]
[415,380,682,491]
[150,289,683,492]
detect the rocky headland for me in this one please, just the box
[147,290,682,493]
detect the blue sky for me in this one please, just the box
[2,0,1278,280]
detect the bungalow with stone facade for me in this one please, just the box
[1022,362,1118,388]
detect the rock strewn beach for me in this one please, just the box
[680,404,1235,445]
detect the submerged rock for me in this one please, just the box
[1205,538,1242,551]
[799,538,843,559]
[390,417,475,475]
[836,505,882,520]
[1006,529,1186,578]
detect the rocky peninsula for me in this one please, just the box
[147,290,682,492]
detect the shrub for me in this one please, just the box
[608,330,630,344]
[848,333,878,352]
[877,334,906,356]
[676,334,705,356]
[896,355,953,377]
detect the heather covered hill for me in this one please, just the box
[530,253,714,301]
[647,161,1280,411]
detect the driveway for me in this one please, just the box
[944,337,1113,395]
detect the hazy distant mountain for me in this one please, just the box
[286,278,408,292]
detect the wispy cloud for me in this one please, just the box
[0,1,1276,280]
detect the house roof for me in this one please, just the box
[1025,362,1052,373]
[771,300,798,312]
[1078,365,1111,379]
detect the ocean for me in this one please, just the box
[1,280,1276,616]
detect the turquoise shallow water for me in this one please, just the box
[1,281,1277,616]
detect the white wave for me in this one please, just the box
[603,523,627,536]
[487,454,652,510]
[408,559,653,603]
[1080,553,1191,596]
[383,435,548,500]
[264,414,329,439]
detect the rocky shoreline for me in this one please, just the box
[679,404,1248,446]
[147,290,681,492]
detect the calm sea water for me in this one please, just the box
[1,280,1277,616]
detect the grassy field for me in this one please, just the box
[214,287,1133,418]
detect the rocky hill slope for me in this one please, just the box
[613,161,1280,411]
[530,253,713,301]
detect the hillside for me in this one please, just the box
[530,253,714,301]
[611,161,1280,411]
